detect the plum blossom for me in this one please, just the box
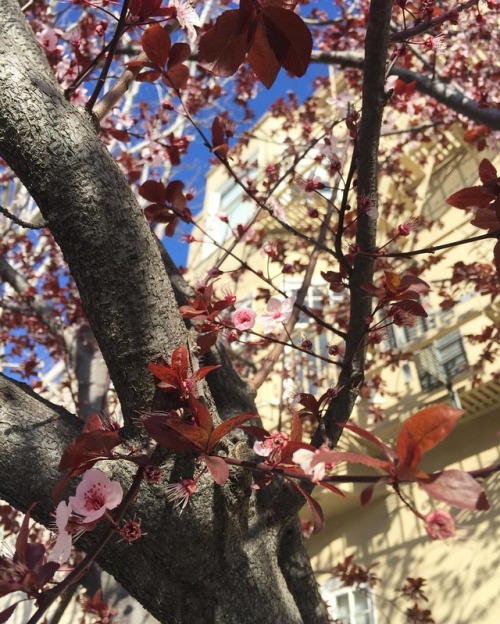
[169,0,202,46]
[292,448,335,483]
[282,378,301,410]
[165,479,197,512]
[270,199,288,224]
[48,501,73,563]
[253,431,289,462]
[36,26,59,53]
[232,307,256,331]
[69,469,123,523]
[257,296,296,334]
[425,510,456,540]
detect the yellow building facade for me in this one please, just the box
[188,91,500,623]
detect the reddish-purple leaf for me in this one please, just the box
[136,69,162,83]
[143,413,208,451]
[141,23,171,68]
[171,345,189,379]
[14,503,33,564]
[390,299,428,318]
[419,470,490,510]
[188,396,213,434]
[139,180,166,204]
[470,207,499,231]
[446,186,492,209]
[192,364,221,383]
[341,423,394,461]
[260,7,312,78]
[239,425,270,440]
[247,16,281,88]
[163,64,190,90]
[360,483,377,506]
[198,10,249,77]
[168,42,191,68]
[196,330,218,356]
[478,158,497,185]
[494,240,500,273]
[202,454,230,484]
[318,450,391,471]
[397,406,463,470]
[0,602,19,624]
[290,411,303,443]
[58,429,121,472]
[148,363,181,392]
[318,481,345,497]
[288,479,324,534]
[209,413,257,449]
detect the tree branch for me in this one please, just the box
[317,0,393,447]
[310,50,500,130]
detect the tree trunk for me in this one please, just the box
[0,2,328,622]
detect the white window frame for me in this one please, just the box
[321,578,377,624]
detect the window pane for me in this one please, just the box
[336,593,350,619]
[354,591,368,610]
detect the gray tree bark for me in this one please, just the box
[0,1,328,622]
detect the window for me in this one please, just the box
[284,278,344,329]
[321,580,376,624]
[415,330,468,391]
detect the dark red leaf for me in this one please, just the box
[260,7,312,77]
[494,240,500,273]
[390,299,428,318]
[14,503,34,564]
[360,483,376,506]
[143,413,208,451]
[290,411,303,443]
[247,16,281,88]
[171,345,189,379]
[419,470,490,510]
[188,396,213,434]
[288,479,324,533]
[148,362,181,392]
[318,481,345,497]
[163,64,190,90]
[139,180,166,204]
[198,10,249,77]
[168,42,191,68]
[141,23,171,68]
[478,158,497,185]
[446,186,492,209]
[209,413,257,450]
[196,331,219,356]
[58,430,121,472]
[136,69,162,83]
[320,450,391,471]
[470,207,499,231]
[202,454,230,484]
[239,425,270,440]
[397,406,462,471]
[0,602,19,624]
[341,423,394,461]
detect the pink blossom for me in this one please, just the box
[270,199,288,224]
[232,307,256,331]
[36,26,59,53]
[292,448,335,483]
[425,510,456,540]
[253,432,289,462]
[165,479,197,512]
[48,501,73,563]
[69,469,123,523]
[169,0,202,46]
[257,296,296,334]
